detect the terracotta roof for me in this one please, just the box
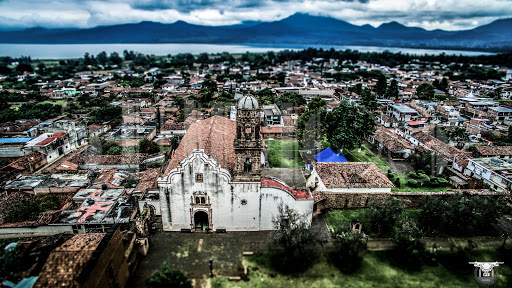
[411,131,472,167]
[313,162,394,189]
[372,127,413,152]
[134,168,160,194]
[475,145,512,156]
[52,160,79,171]
[34,233,104,288]
[261,126,283,134]
[261,177,311,199]
[164,116,236,175]
[7,151,45,170]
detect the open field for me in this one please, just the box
[324,208,421,230]
[344,144,390,170]
[266,140,304,168]
[391,173,453,192]
[212,249,511,288]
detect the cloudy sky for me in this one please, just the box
[0,0,511,31]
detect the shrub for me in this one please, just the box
[416,169,425,175]
[393,178,401,188]
[407,179,418,187]
[408,172,418,178]
[417,173,430,180]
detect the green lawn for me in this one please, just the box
[9,104,21,110]
[212,249,511,288]
[324,208,420,229]
[39,99,68,107]
[344,145,390,170]
[391,173,453,192]
[266,140,304,168]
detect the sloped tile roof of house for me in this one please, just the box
[34,233,104,288]
[164,116,236,175]
[372,127,413,153]
[475,145,512,157]
[313,162,394,189]
[411,131,472,166]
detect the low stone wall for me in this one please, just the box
[316,190,505,210]
[0,225,74,239]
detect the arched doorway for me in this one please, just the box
[194,211,209,231]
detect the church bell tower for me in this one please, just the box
[233,95,262,182]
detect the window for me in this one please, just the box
[196,173,203,183]
[244,158,252,172]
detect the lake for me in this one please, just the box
[0,43,497,59]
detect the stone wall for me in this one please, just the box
[316,190,505,210]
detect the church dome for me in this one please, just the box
[237,95,259,110]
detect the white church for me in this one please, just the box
[157,95,314,231]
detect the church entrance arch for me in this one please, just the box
[193,210,210,231]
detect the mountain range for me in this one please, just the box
[0,13,511,52]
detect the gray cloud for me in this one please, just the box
[0,0,510,30]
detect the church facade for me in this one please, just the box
[157,96,313,231]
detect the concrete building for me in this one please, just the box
[158,96,313,232]
[387,103,419,122]
[464,157,512,192]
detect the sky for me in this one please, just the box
[0,0,511,31]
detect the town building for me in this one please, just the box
[157,96,313,232]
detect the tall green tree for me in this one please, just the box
[365,196,404,237]
[325,102,376,151]
[374,73,387,96]
[416,83,435,100]
[360,88,378,111]
[145,262,192,288]
[271,204,317,273]
[385,79,399,99]
[296,97,327,150]
[330,226,367,273]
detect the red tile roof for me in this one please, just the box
[475,145,512,156]
[261,177,311,199]
[34,233,104,288]
[313,162,394,189]
[164,116,236,175]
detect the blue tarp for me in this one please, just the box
[314,147,348,162]
[0,137,33,144]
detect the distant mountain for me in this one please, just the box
[0,13,511,52]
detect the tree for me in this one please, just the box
[385,79,399,100]
[360,88,378,111]
[271,204,316,273]
[139,138,160,154]
[325,102,376,151]
[447,127,468,148]
[89,105,122,123]
[416,83,435,100]
[296,97,327,150]
[392,218,424,253]
[109,52,123,64]
[145,262,192,288]
[275,92,306,108]
[198,78,217,105]
[490,87,503,100]
[330,226,367,273]
[253,87,274,105]
[374,73,387,96]
[349,83,363,96]
[365,196,403,237]
[96,51,108,65]
[170,137,180,152]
